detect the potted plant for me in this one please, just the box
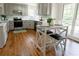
[47,17,55,26]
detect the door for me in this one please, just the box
[62,4,76,35]
[62,3,79,39]
[72,4,79,38]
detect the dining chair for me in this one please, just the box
[35,25,68,56]
[47,25,68,55]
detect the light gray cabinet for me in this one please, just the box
[0,23,8,48]
[4,3,28,16]
[23,20,28,29]
[0,3,4,15]
[7,21,9,32]
[0,7,2,15]
[9,20,34,30]
[23,20,34,29]
[38,3,51,16]
[9,21,14,30]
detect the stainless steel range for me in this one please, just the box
[14,17,23,29]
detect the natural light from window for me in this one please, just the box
[62,4,75,35]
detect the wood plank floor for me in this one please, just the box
[0,30,79,56]
[0,30,55,56]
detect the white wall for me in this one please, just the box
[28,3,38,16]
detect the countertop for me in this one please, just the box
[8,19,40,21]
[0,19,41,26]
[0,22,7,27]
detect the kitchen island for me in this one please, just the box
[0,22,8,48]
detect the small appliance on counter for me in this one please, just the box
[0,15,7,21]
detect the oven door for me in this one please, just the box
[14,21,23,28]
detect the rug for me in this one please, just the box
[14,29,27,33]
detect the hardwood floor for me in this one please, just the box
[0,30,55,56]
[0,30,79,56]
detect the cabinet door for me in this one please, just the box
[4,4,12,15]
[7,22,9,32]
[0,27,4,48]
[22,5,28,16]
[38,3,51,16]
[3,24,8,44]
[23,20,28,29]
[23,20,34,29]
[0,3,4,15]
[0,26,7,48]
[4,3,28,16]
[9,21,14,30]
[0,7,2,15]
[27,21,34,29]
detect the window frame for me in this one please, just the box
[62,3,79,39]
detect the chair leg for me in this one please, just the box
[54,40,66,56]
[63,39,67,56]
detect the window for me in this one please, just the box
[28,4,38,16]
[62,4,75,35]
[63,4,79,39]
[38,3,51,16]
[73,5,79,38]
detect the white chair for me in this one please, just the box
[35,28,56,55]
[47,26,68,56]
[36,25,68,56]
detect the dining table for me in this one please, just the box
[36,24,68,56]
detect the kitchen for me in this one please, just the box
[0,3,42,48]
[0,3,79,56]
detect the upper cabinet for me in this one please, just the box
[0,3,4,15]
[38,3,52,16]
[4,3,28,16]
[0,3,52,16]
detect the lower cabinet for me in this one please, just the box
[9,21,14,31]
[0,23,8,48]
[23,20,34,29]
[9,20,35,30]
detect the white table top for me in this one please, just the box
[37,25,68,30]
